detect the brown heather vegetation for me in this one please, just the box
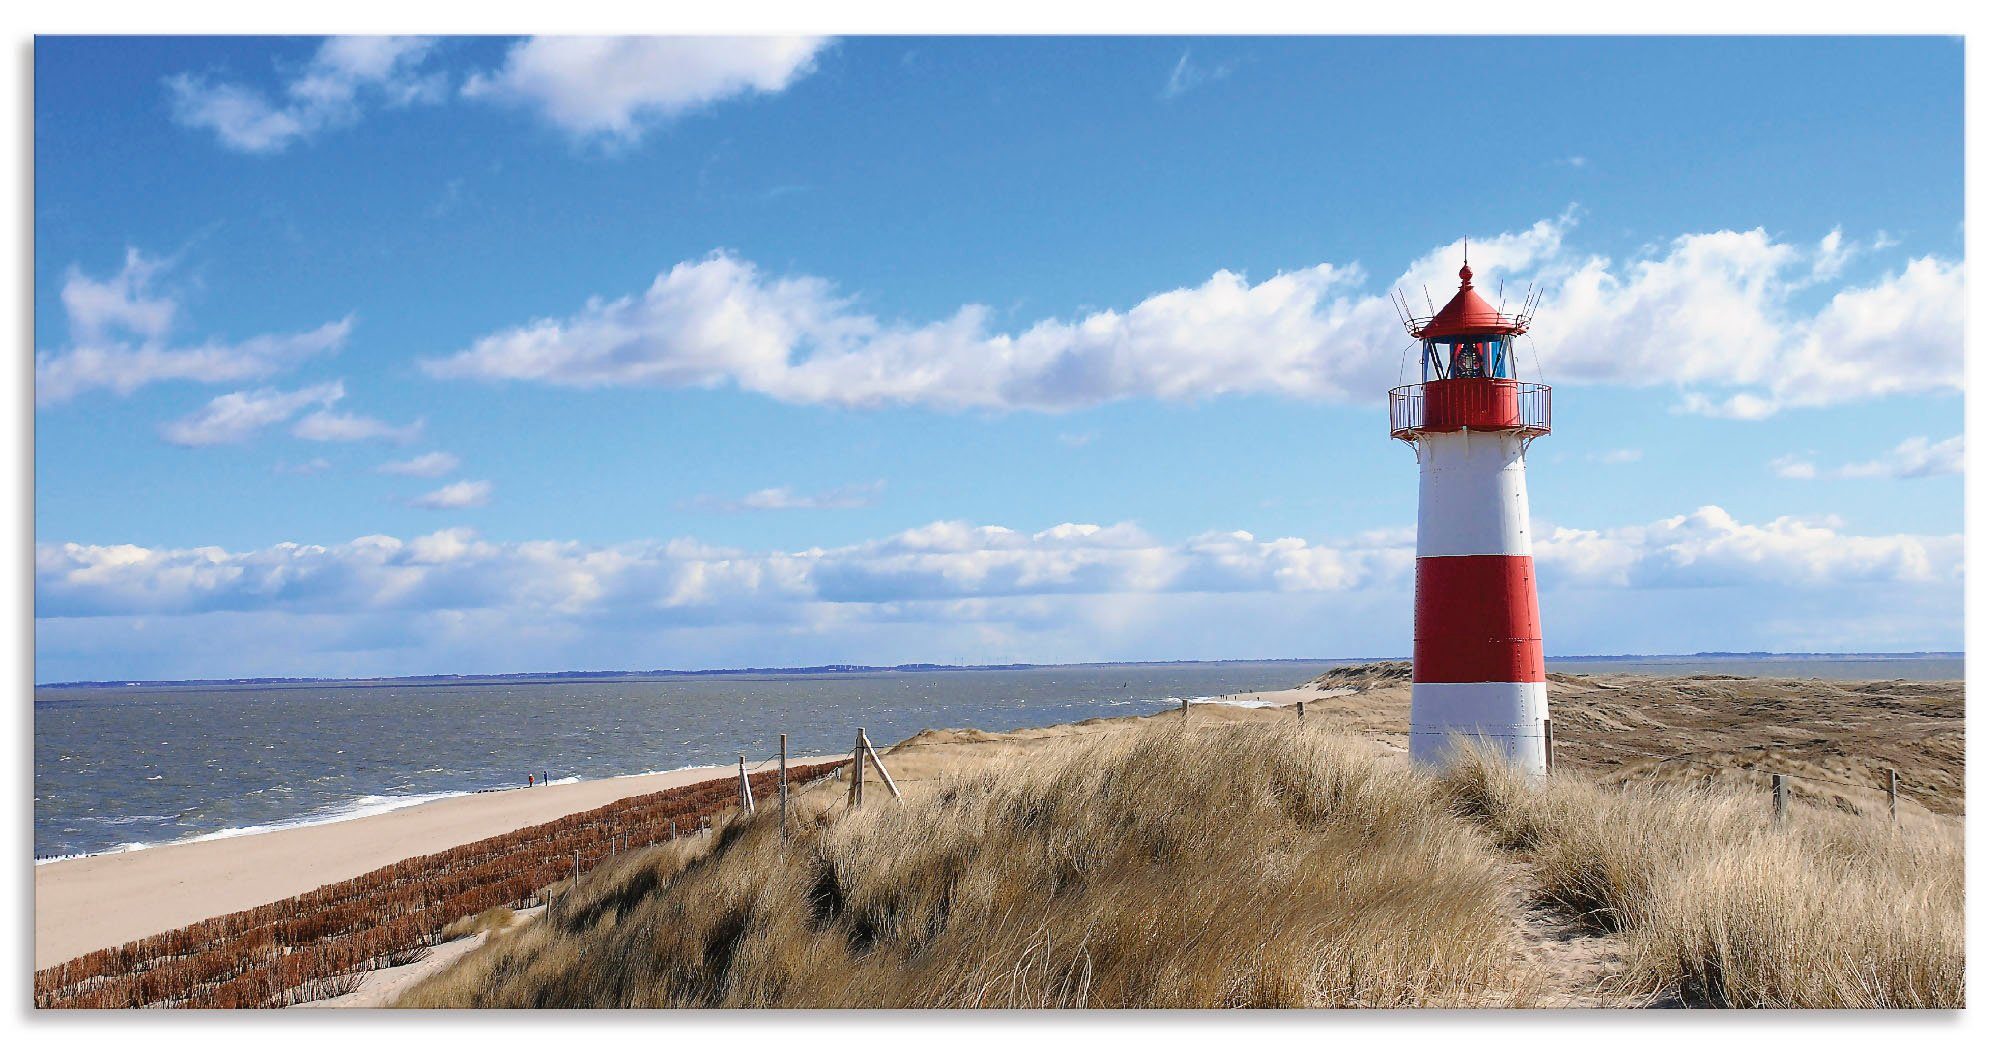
[32,762,840,1008]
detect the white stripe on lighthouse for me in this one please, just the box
[1415,431,1532,558]
[1409,681,1549,771]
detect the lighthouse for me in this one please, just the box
[1390,262,1552,774]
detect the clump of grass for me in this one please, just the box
[1441,750,1964,1008]
[441,906,518,943]
[401,723,1527,1008]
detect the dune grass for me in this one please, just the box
[399,722,1963,1009]
[400,723,1527,1008]
[440,906,518,943]
[1440,750,1964,1008]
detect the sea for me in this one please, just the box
[33,655,1962,861]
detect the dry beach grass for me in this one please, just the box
[404,701,1964,1009]
[1442,750,1964,1007]
[401,723,1531,1008]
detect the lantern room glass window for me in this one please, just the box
[1423,337,1516,381]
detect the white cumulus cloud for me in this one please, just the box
[462,36,829,144]
[1772,434,1964,481]
[293,409,424,444]
[688,480,884,512]
[378,451,461,478]
[422,248,1395,408]
[34,507,1962,680]
[1534,506,1959,589]
[35,506,1957,623]
[166,36,443,153]
[423,218,1961,417]
[410,479,493,510]
[159,382,346,446]
[36,250,351,405]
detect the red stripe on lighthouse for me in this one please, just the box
[1412,554,1545,684]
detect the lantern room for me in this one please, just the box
[1422,335,1520,382]
[1390,263,1551,440]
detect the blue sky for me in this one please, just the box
[33,36,1965,682]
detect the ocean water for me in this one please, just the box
[34,656,1962,860]
[33,661,1339,860]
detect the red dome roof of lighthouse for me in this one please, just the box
[1414,265,1529,340]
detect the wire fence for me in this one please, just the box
[864,700,1902,812]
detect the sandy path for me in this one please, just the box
[1496,857,1650,1007]
[35,757,839,970]
[296,907,547,1008]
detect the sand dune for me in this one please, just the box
[34,667,1962,986]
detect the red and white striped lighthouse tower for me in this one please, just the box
[1390,261,1552,774]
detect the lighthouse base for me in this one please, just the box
[1409,681,1549,774]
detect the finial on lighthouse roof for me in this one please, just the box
[1408,254,1532,341]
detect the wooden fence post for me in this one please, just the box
[1181,698,1189,723]
[849,728,866,809]
[1295,701,1305,726]
[572,851,580,882]
[1543,718,1554,774]
[1771,773,1789,823]
[779,733,790,842]
[861,729,903,802]
[738,754,755,814]
[1888,768,1899,822]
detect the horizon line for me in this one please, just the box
[33,650,1968,690]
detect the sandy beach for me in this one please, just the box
[34,757,839,970]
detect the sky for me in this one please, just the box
[32,35,1965,682]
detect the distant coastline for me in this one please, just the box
[32,651,1968,690]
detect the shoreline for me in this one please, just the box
[39,768,688,865]
[34,756,842,970]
